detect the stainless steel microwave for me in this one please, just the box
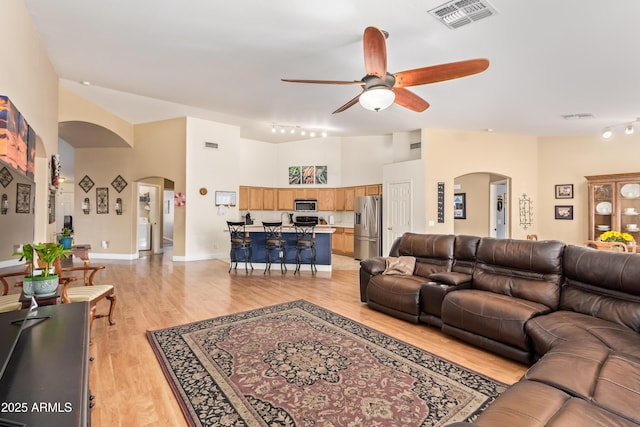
[294,199,318,212]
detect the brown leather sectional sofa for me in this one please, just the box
[359,233,640,426]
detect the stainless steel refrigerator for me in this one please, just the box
[354,195,382,260]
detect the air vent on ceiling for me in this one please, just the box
[429,0,498,29]
[204,141,219,149]
[561,113,595,120]
[410,142,422,150]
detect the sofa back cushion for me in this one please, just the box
[561,245,640,332]
[398,233,454,278]
[452,235,481,275]
[473,238,565,308]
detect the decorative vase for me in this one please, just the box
[59,237,73,249]
[23,274,59,297]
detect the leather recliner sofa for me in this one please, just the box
[359,233,640,426]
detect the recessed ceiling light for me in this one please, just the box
[80,80,91,86]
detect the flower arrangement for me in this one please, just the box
[599,230,634,243]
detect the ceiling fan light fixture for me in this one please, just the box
[359,87,395,112]
[602,127,613,139]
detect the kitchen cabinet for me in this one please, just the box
[335,188,345,211]
[344,187,355,211]
[332,227,354,256]
[366,184,382,195]
[355,186,366,198]
[248,186,264,210]
[239,186,248,210]
[317,188,335,211]
[263,188,277,210]
[586,172,640,242]
[277,188,295,210]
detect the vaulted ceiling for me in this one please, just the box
[24,0,640,144]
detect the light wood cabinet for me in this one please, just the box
[366,184,382,195]
[586,172,640,242]
[331,227,354,256]
[248,187,264,210]
[317,188,335,211]
[239,186,248,210]
[355,186,366,198]
[335,188,345,211]
[263,188,277,210]
[344,187,355,211]
[277,188,295,210]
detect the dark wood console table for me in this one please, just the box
[0,302,91,426]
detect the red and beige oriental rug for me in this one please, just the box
[147,300,505,427]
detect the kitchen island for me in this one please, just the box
[243,225,335,272]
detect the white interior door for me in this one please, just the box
[386,181,412,254]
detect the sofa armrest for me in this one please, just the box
[359,257,388,302]
[429,271,472,286]
[360,256,387,276]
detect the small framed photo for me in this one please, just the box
[555,184,573,199]
[555,205,573,220]
[454,192,466,219]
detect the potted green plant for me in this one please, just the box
[58,227,74,249]
[13,242,72,297]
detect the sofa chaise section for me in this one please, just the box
[440,238,565,364]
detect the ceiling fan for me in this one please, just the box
[282,26,489,114]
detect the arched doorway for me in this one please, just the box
[454,172,511,238]
[136,177,174,256]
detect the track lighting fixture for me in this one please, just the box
[269,125,328,139]
[601,118,638,139]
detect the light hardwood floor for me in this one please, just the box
[60,253,528,427]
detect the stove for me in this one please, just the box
[295,215,319,225]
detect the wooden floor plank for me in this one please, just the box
[46,254,526,427]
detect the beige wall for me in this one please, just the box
[538,133,640,245]
[73,118,187,258]
[59,86,134,147]
[454,173,491,236]
[423,129,539,239]
[1,0,59,244]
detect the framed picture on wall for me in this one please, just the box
[454,192,466,219]
[555,184,573,199]
[555,205,573,220]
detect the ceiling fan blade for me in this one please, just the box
[332,92,363,114]
[363,26,387,78]
[393,59,490,88]
[393,87,430,112]
[282,78,364,85]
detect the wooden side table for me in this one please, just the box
[19,286,61,309]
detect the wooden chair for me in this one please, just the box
[526,234,538,241]
[54,259,117,330]
[0,270,24,313]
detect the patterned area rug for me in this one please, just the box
[147,300,506,427]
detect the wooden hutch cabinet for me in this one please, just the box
[586,173,640,241]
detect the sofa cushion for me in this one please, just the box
[442,289,551,351]
[366,274,425,317]
[526,310,640,356]
[473,238,565,309]
[397,233,454,278]
[382,256,416,275]
[561,245,640,332]
[473,379,639,427]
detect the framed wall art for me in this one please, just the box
[454,192,466,219]
[96,187,109,214]
[555,205,573,220]
[555,184,573,199]
[16,182,31,213]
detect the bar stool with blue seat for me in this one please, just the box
[227,221,253,272]
[262,221,287,273]
[293,221,317,274]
